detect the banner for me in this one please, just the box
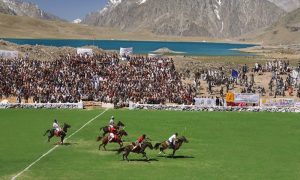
[0,50,18,58]
[234,93,260,104]
[129,103,300,113]
[120,47,133,56]
[294,102,300,107]
[260,98,295,107]
[226,92,234,103]
[0,102,83,109]
[194,98,216,107]
[77,48,93,56]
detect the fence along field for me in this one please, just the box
[1,109,300,179]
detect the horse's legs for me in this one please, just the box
[99,143,103,150]
[122,152,125,161]
[119,142,123,147]
[60,136,64,145]
[172,149,176,157]
[143,152,148,160]
[125,152,129,161]
[159,147,166,154]
[60,132,66,145]
[48,133,54,142]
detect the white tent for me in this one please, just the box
[148,53,162,58]
[77,48,93,56]
[120,47,133,56]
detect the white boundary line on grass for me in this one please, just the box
[11,108,109,180]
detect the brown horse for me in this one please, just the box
[43,123,71,145]
[154,136,188,156]
[97,129,128,150]
[99,121,125,137]
[117,141,153,161]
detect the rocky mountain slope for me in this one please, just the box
[84,0,285,38]
[267,0,300,12]
[241,8,300,45]
[0,0,62,21]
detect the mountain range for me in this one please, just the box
[0,0,300,45]
[0,0,62,21]
[83,0,286,38]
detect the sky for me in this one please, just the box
[23,0,108,21]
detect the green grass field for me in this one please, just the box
[1,109,300,180]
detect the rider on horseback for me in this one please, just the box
[108,123,117,142]
[53,119,61,133]
[132,134,146,152]
[109,116,115,129]
[109,116,115,125]
[168,133,178,148]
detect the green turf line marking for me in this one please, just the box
[11,108,109,180]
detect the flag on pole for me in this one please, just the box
[231,69,239,78]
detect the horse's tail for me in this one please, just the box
[117,147,126,154]
[43,130,50,136]
[154,142,161,150]
[96,136,102,142]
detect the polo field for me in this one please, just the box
[1,109,300,180]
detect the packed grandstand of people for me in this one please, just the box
[0,53,300,107]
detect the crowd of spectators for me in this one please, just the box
[190,59,300,99]
[0,54,196,106]
[1,54,300,107]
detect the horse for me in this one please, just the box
[99,121,125,137]
[154,136,189,156]
[43,123,71,145]
[97,129,128,151]
[117,141,153,161]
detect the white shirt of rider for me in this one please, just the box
[109,119,114,125]
[109,132,114,139]
[168,134,176,143]
[53,122,60,131]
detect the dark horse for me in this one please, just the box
[43,123,71,145]
[117,141,153,161]
[154,136,189,156]
[97,129,128,151]
[99,121,125,137]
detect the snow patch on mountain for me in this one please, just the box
[137,0,147,5]
[72,19,82,24]
[110,0,122,7]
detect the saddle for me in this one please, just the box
[54,130,62,137]
[110,135,120,142]
[166,141,176,148]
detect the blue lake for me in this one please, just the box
[3,38,256,56]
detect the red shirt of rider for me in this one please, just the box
[109,126,116,134]
[137,136,145,143]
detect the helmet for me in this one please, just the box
[142,134,146,138]
[111,116,114,119]
[54,119,57,123]
[175,133,178,136]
